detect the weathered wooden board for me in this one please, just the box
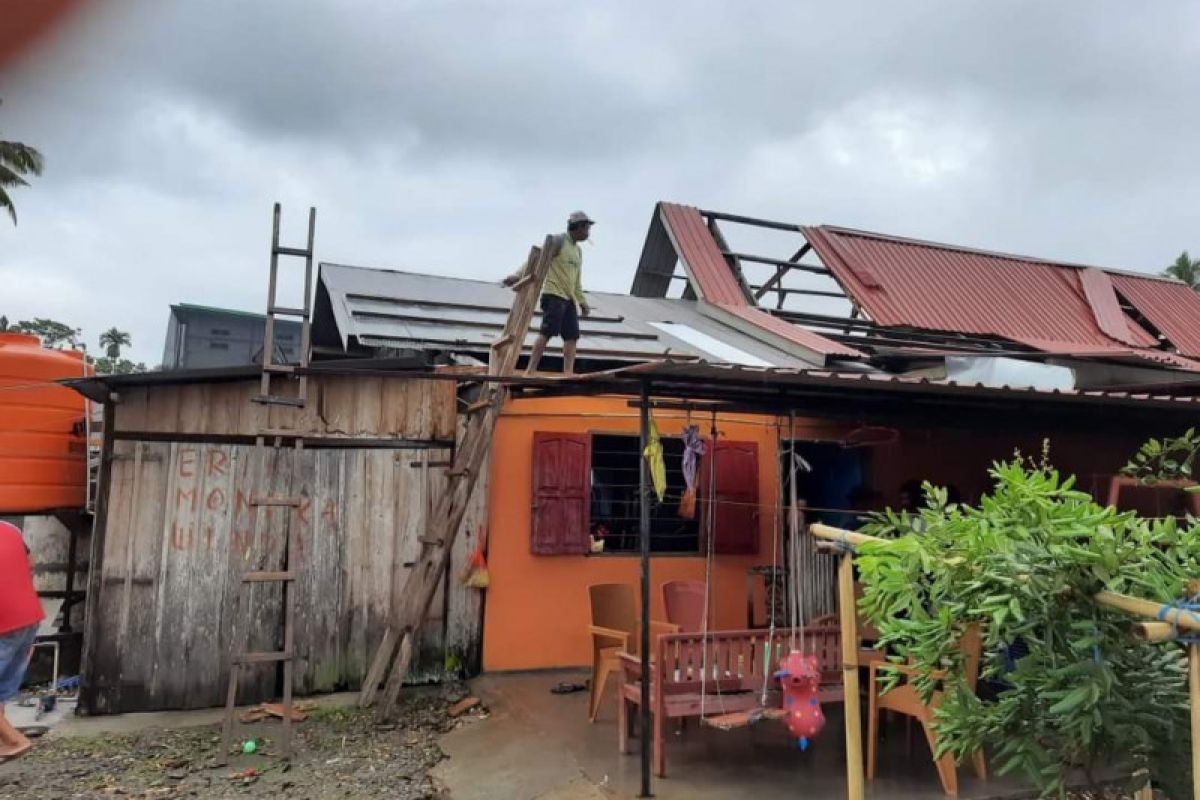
[112,376,456,442]
[86,439,479,713]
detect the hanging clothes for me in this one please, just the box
[643,415,666,502]
[678,424,706,519]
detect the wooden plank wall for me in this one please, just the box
[112,375,456,441]
[84,374,487,714]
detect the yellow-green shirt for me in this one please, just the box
[509,233,586,305]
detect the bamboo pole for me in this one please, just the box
[1095,591,1200,633]
[810,524,1200,634]
[1189,580,1200,800]
[836,551,865,800]
[1131,621,1176,642]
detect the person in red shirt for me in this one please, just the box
[0,520,43,760]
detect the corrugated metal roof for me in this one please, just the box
[1110,272,1200,357]
[644,203,859,358]
[658,202,747,305]
[800,225,1200,365]
[315,263,823,369]
[576,360,1200,412]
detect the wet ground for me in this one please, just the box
[0,686,483,800]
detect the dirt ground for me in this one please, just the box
[0,687,482,800]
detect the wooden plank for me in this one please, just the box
[446,440,488,675]
[838,553,865,800]
[295,448,344,693]
[123,442,170,711]
[341,449,370,680]
[114,376,455,441]
[79,400,116,714]
[183,444,238,708]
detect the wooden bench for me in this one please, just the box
[618,626,843,777]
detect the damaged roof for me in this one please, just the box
[312,262,839,368]
[631,202,1200,374]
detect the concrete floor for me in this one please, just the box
[435,671,1039,800]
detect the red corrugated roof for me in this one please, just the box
[656,203,858,359]
[1077,268,1138,346]
[800,225,1200,362]
[1110,272,1200,358]
[658,203,747,305]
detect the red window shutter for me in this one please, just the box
[700,440,759,555]
[531,432,591,555]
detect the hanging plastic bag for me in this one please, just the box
[643,415,666,502]
[678,424,706,519]
[460,526,490,589]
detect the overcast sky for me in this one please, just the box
[2,1,1198,364]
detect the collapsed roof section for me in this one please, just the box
[630,202,1200,375]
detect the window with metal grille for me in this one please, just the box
[211,328,230,336]
[209,342,229,350]
[530,431,760,556]
[589,433,700,554]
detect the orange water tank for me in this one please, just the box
[0,333,91,514]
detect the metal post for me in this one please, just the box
[1189,580,1200,800]
[62,514,78,632]
[838,552,865,800]
[638,380,653,798]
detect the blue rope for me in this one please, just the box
[1155,595,1200,645]
[831,531,856,556]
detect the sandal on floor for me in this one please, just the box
[550,682,587,694]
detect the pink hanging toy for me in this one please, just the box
[776,651,825,750]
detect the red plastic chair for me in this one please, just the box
[662,580,706,633]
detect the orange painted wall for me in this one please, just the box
[481,396,851,672]
[481,396,1148,672]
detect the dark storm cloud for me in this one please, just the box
[2,1,1199,363]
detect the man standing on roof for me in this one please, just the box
[503,211,593,376]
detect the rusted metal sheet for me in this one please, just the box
[84,440,471,714]
[112,375,456,442]
[1078,268,1138,346]
[658,203,748,306]
[800,225,1200,366]
[1110,272,1200,358]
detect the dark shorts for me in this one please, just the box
[539,294,580,341]
[0,623,37,702]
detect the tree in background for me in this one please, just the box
[8,317,80,348]
[1,315,147,373]
[1163,250,1200,290]
[0,101,44,225]
[98,328,132,359]
[91,356,147,375]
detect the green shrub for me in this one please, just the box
[856,459,1199,798]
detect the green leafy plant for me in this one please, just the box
[1122,428,1200,491]
[856,460,1199,798]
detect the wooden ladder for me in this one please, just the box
[358,235,558,719]
[218,203,316,763]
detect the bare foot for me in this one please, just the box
[0,738,31,762]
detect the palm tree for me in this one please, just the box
[0,103,44,225]
[1163,251,1200,290]
[99,328,132,359]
